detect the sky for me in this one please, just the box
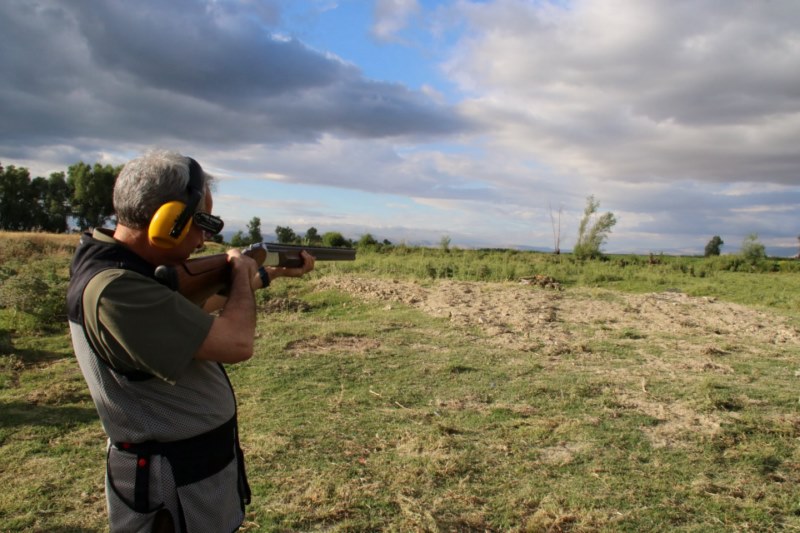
[2,0,799,256]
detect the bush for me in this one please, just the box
[0,262,68,329]
[741,234,766,265]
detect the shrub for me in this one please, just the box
[574,196,617,260]
[741,234,766,265]
[0,262,68,329]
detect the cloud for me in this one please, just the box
[445,0,800,185]
[371,0,421,42]
[206,135,508,202]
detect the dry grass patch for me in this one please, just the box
[284,333,381,356]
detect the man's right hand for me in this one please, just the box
[226,248,259,289]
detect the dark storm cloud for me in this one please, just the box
[71,1,344,102]
[0,0,470,154]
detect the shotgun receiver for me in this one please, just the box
[154,243,356,304]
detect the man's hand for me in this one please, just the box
[227,248,258,280]
[283,250,316,277]
[257,250,316,289]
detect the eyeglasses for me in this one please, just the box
[193,212,224,236]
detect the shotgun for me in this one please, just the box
[154,243,356,304]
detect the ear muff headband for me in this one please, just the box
[148,157,204,249]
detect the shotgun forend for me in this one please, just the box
[245,242,356,268]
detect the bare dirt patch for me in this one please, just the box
[316,275,800,448]
[316,276,800,350]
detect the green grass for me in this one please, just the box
[1,233,800,531]
[229,288,800,531]
[333,247,800,313]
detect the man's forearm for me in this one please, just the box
[219,266,257,342]
[195,262,257,363]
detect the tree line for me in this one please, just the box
[0,162,118,232]
[0,168,618,257]
[0,161,373,247]
[226,216,391,250]
[1,162,772,258]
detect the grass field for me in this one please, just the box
[1,232,799,531]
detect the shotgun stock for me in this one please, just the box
[154,243,356,304]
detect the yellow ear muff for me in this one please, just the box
[148,201,192,248]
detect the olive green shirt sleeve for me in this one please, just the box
[83,269,215,383]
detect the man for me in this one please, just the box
[67,150,314,532]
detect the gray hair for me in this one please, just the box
[113,149,215,229]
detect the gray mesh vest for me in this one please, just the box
[67,230,249,532]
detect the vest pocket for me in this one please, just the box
[106,446,176,531]
[175,458,244,532]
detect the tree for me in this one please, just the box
[741,233,766,265]
[439,235,451,252]
[0,165,72,232]
[227,218,264,247]
[47,172,72,232]
[68,162,119,229]
[357,233,379,249]
[704,235,724,257]
[573,195,617,260]
[0,165,34,230]
[304,227,322,245]
[322,231,349,248]
[29,176,49,229]
[275,225,298,244]
[32,172,71,232]
[229,231,247,247]
[247,217,262,244]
